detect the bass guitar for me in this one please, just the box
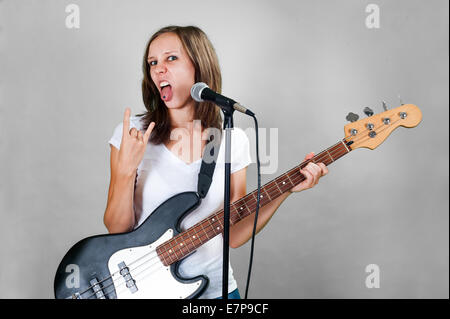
[54,103,422,299]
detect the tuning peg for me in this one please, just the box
[346,112,359,123]
[363,107,374,117]
[398,94,404,105]
[382,100,388,111]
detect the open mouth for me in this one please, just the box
[159,82,173,101]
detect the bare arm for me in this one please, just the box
[103,145,137,233]
[103,108,155,234]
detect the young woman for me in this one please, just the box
[104,25,328,299]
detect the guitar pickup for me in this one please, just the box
[89,278,106,299]
[118,262,138,294]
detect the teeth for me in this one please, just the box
[160,81,170,88]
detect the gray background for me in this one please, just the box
[0,0,448,298]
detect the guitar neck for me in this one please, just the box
[156,139,353,266]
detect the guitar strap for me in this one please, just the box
[197,131,222,199]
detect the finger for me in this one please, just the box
[304,152,315,161]
[318,163,328,176]
[144,122,156,142]
[122,108,131,138]
[313,164,322,184]
[300,168,314,187]
[306,163,320,185]
[137,130,143,142]
[129,127,138,138]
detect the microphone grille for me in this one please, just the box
[190,82,208,102]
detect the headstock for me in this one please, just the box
[344,104,422,150]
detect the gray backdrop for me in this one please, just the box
[0,0,448,298]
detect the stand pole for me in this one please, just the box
[222,107,234,300]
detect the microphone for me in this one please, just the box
[190,82,254,116]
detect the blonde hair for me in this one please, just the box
[138,25,223,144]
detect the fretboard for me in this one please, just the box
[156,139,353,266]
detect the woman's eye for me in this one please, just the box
[149,56,177,67]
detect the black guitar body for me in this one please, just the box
[54,191,209,299]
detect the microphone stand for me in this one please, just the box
[221,104,234,300]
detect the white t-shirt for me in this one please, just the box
[108,115,252,299]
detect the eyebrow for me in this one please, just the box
[147,50,179,61]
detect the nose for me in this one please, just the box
[154,61,167,74]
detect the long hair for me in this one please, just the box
[137,25,223,144]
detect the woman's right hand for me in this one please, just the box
[117,107,155,177]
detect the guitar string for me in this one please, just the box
[80,135,378,300]
[159,118,403,260]
[81,166,317,299]
[157,121,389,254]
[77,119,400,298]
[77,134,364,299]
[75,139,355,299]
[76,142,353,299]
[155,117,403,264]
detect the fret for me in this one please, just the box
[262,187,272,201]
[178,235,189,255]
[242,199,253,219]
[218,210,234,228]
[285,173,295,187]
[255,191,262,206]
[270,181,281,196]
[212,220,221,233]
[159,252,168,266]
[170,238,181,259]
[341,140,350,153]
[192,226,203,244]
[230,204,241,223]
[224,208,236,225]
[206,218,216,234]
[326,149,334,163]
[199,222,210,240]
[273,179,283,193]
[211,217,222,233]
[261,191,267,205]
[277,178,288,192]
[231,211,240,225]
[251,191,258,203]
[235,201,246,218]
[186,229,196,250]
[192,225,204,244]
[253,191,263,209]
[213,214,223,229]
[266,182,279,198]
[161,243,175,264]
[189,231,202,248]
[171,236,181,254]
[329,144,346,161]
[227,208,236,226]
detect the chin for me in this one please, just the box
[164,101,181,109]
[165,98,192,110]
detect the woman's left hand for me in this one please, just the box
[290,152,329,193]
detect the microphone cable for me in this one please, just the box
[244,114,261,299]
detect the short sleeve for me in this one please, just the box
[108,116,142,150]
[231,128,252,174]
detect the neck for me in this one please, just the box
[156,138,354,266]
[168,101,196,130]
